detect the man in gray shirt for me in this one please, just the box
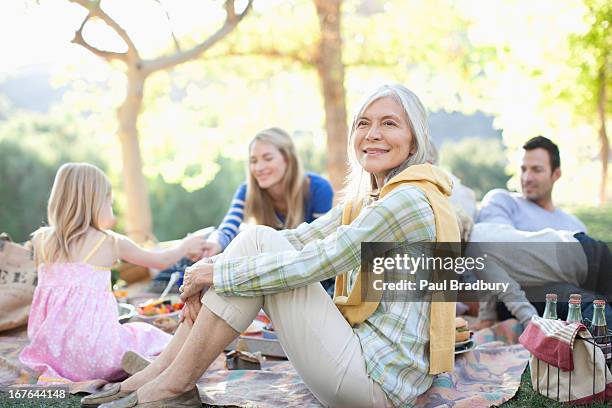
[473,136,610,326]
[477,136,585,232]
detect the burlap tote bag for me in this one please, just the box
[0,234,37,331]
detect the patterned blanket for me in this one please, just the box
[0,319,529,407]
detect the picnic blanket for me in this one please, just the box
[0,319,529,407]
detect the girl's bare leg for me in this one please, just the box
[133,305,238,402]
[119,322,192,391]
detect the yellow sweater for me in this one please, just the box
[333,163,460,374]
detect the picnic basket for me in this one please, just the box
[526,317,612,404]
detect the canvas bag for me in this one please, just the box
[0,234,37,331]
[529,328,612,403]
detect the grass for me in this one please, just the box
[0,393,81,407]
[569,205,612,242]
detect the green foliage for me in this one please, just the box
[570,205,612,241]
[0,139,54,242]
[0,113,110,242]
[563,0,612,119]
[148,156,246,241]
[439,137,510,200]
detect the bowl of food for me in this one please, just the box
[134,298,184,323]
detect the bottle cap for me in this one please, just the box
[569,294,582,302]
[593,299,606,306]
[545,294,557,301]
[569,298,581,305]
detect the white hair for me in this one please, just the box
[341,83,432,204]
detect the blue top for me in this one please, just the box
[476,189,586,233]
[211,172,334,250]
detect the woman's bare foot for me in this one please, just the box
[119,364,164,392]
[120,322,194,393]
[134,374,192,404]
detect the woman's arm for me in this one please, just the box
[215,185,435,297]
[280,206,342,250]
[114,232,206,270]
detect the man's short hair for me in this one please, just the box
[523,136,560,171]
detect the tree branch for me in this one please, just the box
[69,0,139,60]
[153,0,181,52]
[142,0,254,74]
[71,13,127,62]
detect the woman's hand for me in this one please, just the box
[179,260,214,301]
[201,241,222,258]
[181,234,207,261]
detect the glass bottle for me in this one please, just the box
[566,298,583,324]
[542,293,558,319]
[590,300,611,360]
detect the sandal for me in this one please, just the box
[121,351,151,375]
[80,383,132,407]
[98,386,201,407]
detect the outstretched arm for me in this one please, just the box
[207,184,247,253]
[114,233,206,270]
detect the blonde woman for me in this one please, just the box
[19,163,206,382]
[87,84,460,408]
[202,127,334,257]
[150,128,334,295]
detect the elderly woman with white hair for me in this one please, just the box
[86,84,460,408]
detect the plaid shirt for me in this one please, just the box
[214,185,435,406]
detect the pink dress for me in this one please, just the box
[19,237,171,382]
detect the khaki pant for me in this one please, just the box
[202,226,392,408]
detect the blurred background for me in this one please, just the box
[0,0,610,243]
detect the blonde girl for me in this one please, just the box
[19,162,206,382]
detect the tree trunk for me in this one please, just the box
[313,0,348,198]
[117,68,154,243]
[597,59,609,206]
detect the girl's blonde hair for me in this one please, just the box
[341,83,432,205]
[34,162,112,263]
[244,128,306,229]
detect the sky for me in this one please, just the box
[0,0,281,76]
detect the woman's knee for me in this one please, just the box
[246,225,281,241]
[201,288,262,333]
[225,225,289,257]
[222,226,269,257]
